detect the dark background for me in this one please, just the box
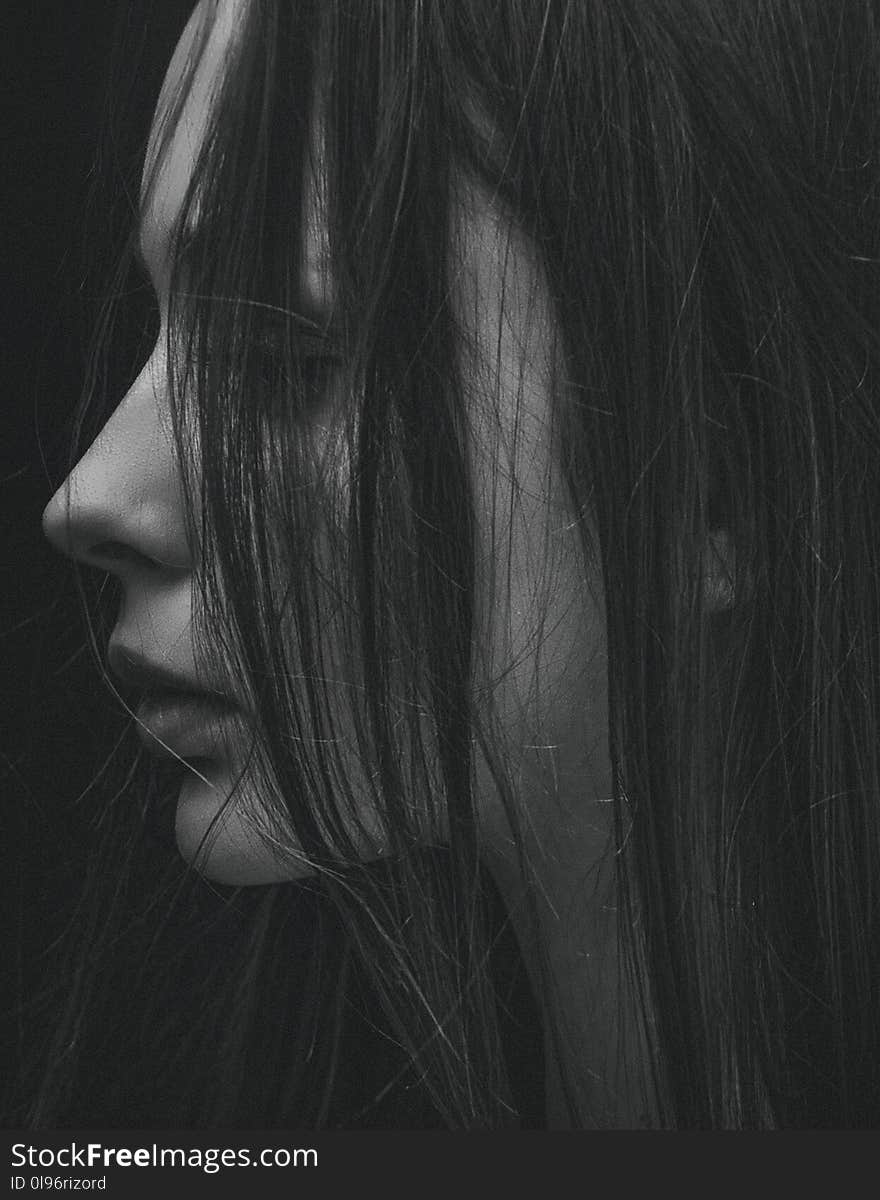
[1,1,191,1121]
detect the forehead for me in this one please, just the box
[138,0,534,318]
[139,0,240,265]
[138,0,330,302]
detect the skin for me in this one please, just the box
[43,0,664,1125]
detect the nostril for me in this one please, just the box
[90,540,138,563]
[42,490,191,574]
[87,540,162,572]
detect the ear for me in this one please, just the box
[703,529,736,613]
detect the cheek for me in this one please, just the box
[469,391,611,859]
[466,335,610,839]
[475,494,610,790]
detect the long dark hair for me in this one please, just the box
[30,0,880,1128]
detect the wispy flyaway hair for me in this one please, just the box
[29,0,880,1128]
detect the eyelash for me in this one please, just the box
[248,313,341,406]
[128,255,341,411]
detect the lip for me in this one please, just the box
[108,642,242,764]
[108,642,229,697]
[135,692,240,763]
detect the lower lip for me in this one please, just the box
[135,693,241,762]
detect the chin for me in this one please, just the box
[174,767,314,885]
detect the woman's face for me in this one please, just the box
[42,0,611,885]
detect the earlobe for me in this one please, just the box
[703,529,736,613]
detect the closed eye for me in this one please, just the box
[251,311,338,359]
[248,309,342,409]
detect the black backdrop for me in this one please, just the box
[1,1,191,1123]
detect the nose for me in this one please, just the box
[42,353,193,578]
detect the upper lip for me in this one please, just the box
[107,643,234,706]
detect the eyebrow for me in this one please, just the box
[130,227,338,337]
